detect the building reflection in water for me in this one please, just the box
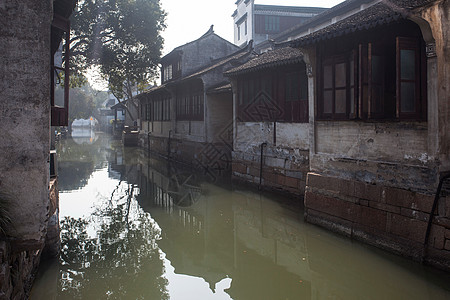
[32,134,450,299]
[130,149,450,300]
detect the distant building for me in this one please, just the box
[232,0,327,48]
[137,26,254,174]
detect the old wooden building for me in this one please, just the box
[286,0,450,271]
[226,47,310,195]
[137,27,254,177]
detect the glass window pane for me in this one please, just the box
[335,89,346,114]
[324,65,332,89]
[401,50,415,80]
[335,63,346,88]
[323,91,333,114]
[401,82,415,112]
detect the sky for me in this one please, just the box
[89,0,345,90]
[159,0,345,55]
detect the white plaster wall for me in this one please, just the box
[235,122,273,152]
[276,123,309,150]
[235,122,309,152]
[315,121,430,165]
[149,121,172,137]
[234,0,254,46]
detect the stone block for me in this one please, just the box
[442,196,450,217]
[354,180,366,199]
[359,199,369,206]
[369,202,401,214]
[400,207,429,222]
[307,173,339,192]
[305,208,353,237]
[429,225,446,250]
[265,156,286,169]
[338,178,354,198]
[445,240,450,251]
[412,193,434,213]
[285,170,304,180]
[305,191,356,222]
[249,166,260,177]
[356,205,387,232]
[263,172,278,184]
[385,187,414,208]
[276,174,286,186]
[365,183,383,202]
[445,229,450,239]
[285,176,299,189]
[389,213,427,243]
[232,162,247,175]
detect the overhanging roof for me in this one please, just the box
[225,47,303,77]
[289,0,436,48]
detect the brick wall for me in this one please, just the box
[305,172,450,271]
[232,145,309,196]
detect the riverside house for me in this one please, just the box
[137,26,254,177]
[287,0,450,271]
[226,47,310,196]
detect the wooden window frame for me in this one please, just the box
[318,36,426,122]
[319,54,351,120]
[396,37,426,120]
[237,66,308,123]
[176,91,204,121]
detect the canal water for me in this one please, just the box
[31,133,450,299]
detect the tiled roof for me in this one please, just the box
[225,47,303,76]
[289,0,437,47]
[182,46,254,80]
[207,83,232,94]
[161,25,239,61]
[254,5,327,15]
[388,0,436,9]
[136,85,168,99]
[139,46,254,98]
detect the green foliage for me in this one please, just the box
[70,0,166,101]
[56,81,108,123]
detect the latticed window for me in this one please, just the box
[318,29,426,121]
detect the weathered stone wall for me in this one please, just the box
[311,121,436,193]
[232,122,309,196]
[419,0,450,171]
[0,241,42,299]
[0,0,58,297]
[0,0,52,246]
[181,33,239,77]
[302,2,450,271]
[305,173,450,271]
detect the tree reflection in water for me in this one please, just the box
[58,181,169,299]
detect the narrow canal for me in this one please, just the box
[31,132,450,299]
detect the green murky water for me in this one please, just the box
[31,132,450,299]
